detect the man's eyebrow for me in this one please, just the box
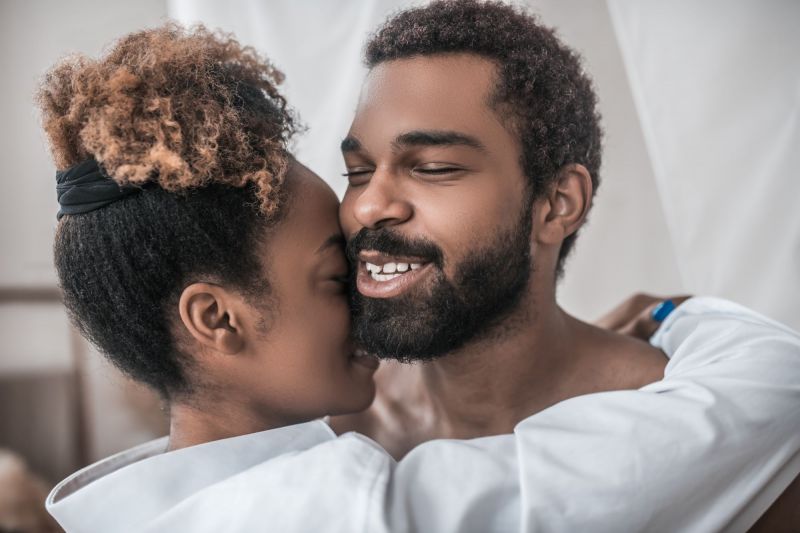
[316,233,345,255]
[340,136,362,154]
[393,130,486,152]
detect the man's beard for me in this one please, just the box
[347,205,533,362]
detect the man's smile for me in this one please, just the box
[356,250,435,298]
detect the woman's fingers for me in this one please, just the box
[595,294,692,340]
[595,293,663,331]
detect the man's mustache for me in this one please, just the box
[346,227,444,269]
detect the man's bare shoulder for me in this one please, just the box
[570,318,668,393]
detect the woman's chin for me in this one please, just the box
[330,380,377,418]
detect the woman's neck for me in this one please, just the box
[166,400,282,451]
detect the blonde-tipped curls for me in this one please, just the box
[37,23,296,217]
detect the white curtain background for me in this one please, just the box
[0,0,172,482]
[607,0,800,329]
[169,0,798,328]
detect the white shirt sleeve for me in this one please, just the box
[139,297,800,533]
[389,297,800,532]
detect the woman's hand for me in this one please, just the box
[595,293,692,341]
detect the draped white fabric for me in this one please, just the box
[607,0,800,329]
[167,0,799,328]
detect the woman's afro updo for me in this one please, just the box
[38,22,296,215]
[36,24,298,398]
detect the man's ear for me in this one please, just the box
[534,163,593,246]
[178,283,246,355]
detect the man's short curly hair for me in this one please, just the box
[365,0,602,274]
[36,24,296,398]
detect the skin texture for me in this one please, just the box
[167,162,378,450]
[332,54,667,458]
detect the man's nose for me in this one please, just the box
[351,171,412,230]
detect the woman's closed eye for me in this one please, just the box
[326,274,350,294]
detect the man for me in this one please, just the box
[333,0,800,528]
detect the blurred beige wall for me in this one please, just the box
[0,0,170,485]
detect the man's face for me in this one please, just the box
[340,54,535,360]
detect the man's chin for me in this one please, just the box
[351,299,470,362]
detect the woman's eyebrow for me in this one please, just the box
[315,233,346,255]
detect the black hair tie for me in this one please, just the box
[55,158,142,220]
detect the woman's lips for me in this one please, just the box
[356,260,434,299]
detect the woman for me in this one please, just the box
[40,23,800,533]
[40,24,379,452]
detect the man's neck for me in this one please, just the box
[334,290,667,457]
[416,298,577,437]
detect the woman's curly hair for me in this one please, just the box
[36,24,297,398]
[38,22,295,215]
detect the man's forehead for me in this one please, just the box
[350,54,506,147]
[358,54,498,112]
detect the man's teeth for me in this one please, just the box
[365,261,423,280]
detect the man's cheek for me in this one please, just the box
[338,196,355,231]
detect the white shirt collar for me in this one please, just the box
[47,419,336,532]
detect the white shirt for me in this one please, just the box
[47,298,800,532]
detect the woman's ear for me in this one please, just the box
[534,163,593,246]
[178,283,246,355]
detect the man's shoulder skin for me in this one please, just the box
[332,319,667,459]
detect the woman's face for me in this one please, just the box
[233,161,378,424]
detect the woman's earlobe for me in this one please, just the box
[178,283,245,355]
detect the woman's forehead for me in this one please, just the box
[275,161,342,254]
